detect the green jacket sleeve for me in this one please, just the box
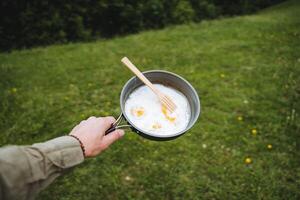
[0,136,85,200]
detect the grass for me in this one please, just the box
[0,0,299,199]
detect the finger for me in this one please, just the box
[104,116,116,124]
[100,129,125,150]
[100,116,116,130]
[79,120,87,125]
[70,124,79,133]
[87,116,96,121]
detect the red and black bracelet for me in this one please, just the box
[69,135,86,157]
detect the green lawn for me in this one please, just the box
[1,0,299,199]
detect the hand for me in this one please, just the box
[69,116,125,157]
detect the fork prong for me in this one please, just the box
[161,98,173,111]
[164,103,174,113]
[163,96,176,110]
[163,100,173,112]
[167,101,176,111]
[162,98,175,112]
[164,95,176,108]
[159,93,177,113]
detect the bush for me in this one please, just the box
[190,0,219,20]
[0,0,284,51]
[172,0,196,24]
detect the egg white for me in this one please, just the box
[124,84,191,136]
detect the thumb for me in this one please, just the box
[100,129,125,150]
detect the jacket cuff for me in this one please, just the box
[32,136,84,169]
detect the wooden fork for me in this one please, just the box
[121,57,177,113]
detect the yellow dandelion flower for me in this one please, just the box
[11,88,18,93]
[251,129,257,136]
[220,74,225,78]
[237,116,243,121]
[125,176,132,181]
[245,157,252,164]
[267,144,272,149]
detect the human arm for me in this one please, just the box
[0,116,124,200]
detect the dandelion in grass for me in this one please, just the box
[220,74,225,78]
[125,176,132,181]
[251,128,257,136]
[237,116,243,121]
[11,88,17,93]
[267,144,272,149]
[245,157,252,164]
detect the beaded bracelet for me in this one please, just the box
[69,135,86,157]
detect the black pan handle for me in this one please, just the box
[104,113,132,135]
[105,123,116,135]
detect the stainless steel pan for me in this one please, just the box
[105,70,200,141]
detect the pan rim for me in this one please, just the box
[120,70,200,139]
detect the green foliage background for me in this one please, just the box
[0,0,283,51]
[0,0,299,199]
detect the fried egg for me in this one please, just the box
[131,106,145,117]
[124,84,191,135]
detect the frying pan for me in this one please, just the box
[105,70,200,141]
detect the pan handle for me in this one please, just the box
[105,113,132,135]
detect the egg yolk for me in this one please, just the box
[131,107,145,117]
[152,122,162,129]
[161,105,176,122]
